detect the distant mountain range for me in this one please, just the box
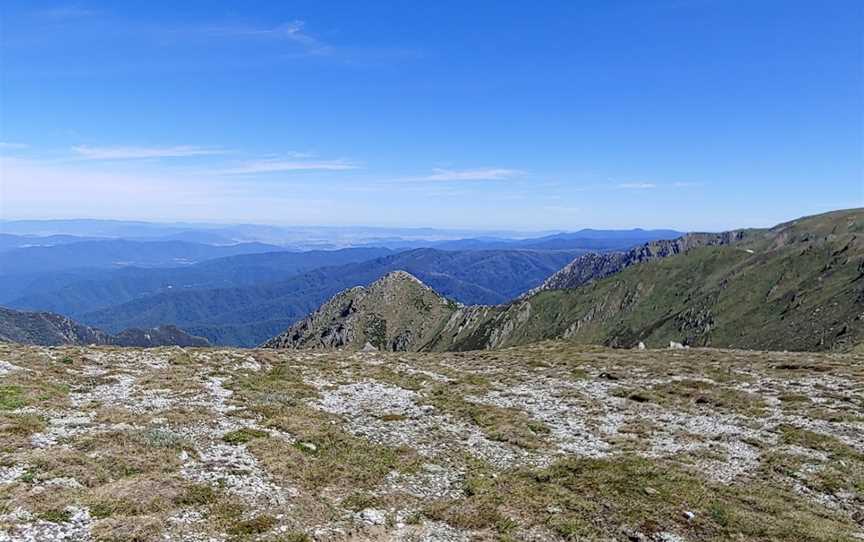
[352,229,684,252]
[1,219,681,250]
[0,233,109,251]
[0,221,686,348]
[265,209,863,353]
[0,239,283,275]
[4,247,394,316]
[0,306,209,347]
[73,248,584,346]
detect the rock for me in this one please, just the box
[298,442,317,453]
[669,341,686,350]
[637,342,646,350]
[361,342,378,352]
[683,510,696,521]
[359,508,387,525]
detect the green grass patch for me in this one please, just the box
[249,406,420,491]
[0,385,25,410]
[615,379,766,416]
[779,425,863,459]
[226,514,277,536]
[341,491,381,512]
[424,455,859,541]
[426,384,550,449]
[222,428,269,445]
[36,508,72,523]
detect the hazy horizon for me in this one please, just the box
[2,208,857,236]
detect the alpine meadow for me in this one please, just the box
[0,2,862,541]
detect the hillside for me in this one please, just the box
[536,230,753,292]
[1,342,861,540]
[0,306,209,347]
[76,249,580,346]
[267,209,864,353]
[263,271,459,350]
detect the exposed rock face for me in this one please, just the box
[537,231,749,292]
[262,271,459,351]
[0,306,210,347]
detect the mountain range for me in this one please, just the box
[265,208,863,353]
[0,239,284,275]
[1,219,682,250]
[72,248,583,346]
[3,247,395,316]
[8,211,859,353]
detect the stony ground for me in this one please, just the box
[0,342,862,541]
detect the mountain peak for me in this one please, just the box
[262,271,457,351]
[374,269,425,285]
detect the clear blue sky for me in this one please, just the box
[1,0,861,231]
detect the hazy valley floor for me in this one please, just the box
[0,342,862,541]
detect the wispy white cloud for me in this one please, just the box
[419,168,525,182]
[72,145,226,160]
[616,181,705,190]
[206,20,331,54]
[0,142,29,149]
[33,6,99,20]
[216,157,359,174]
[617,182,657,189]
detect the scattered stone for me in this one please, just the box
[0,360,22,375]
[0,464,28,484]
[1,342,861,540]
[358,508,387,525]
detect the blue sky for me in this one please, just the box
[0,0,861,231]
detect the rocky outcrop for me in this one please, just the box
[262,271,459,351]
[537,231,750,292]
[0,306,210,347]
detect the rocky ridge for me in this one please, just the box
[0,306,210,347]
[535,230,750,292]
